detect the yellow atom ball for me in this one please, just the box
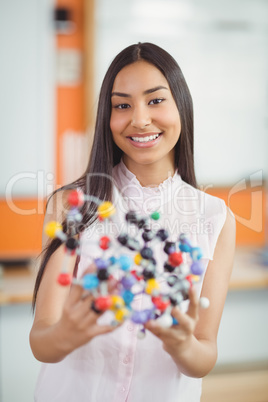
[114,307,130,322]
[97,201,116,219]
[190,274,200,283]
[134,253,142,265]
[44,221,63,238]
[110,295,125,310]
[145,278,160,295]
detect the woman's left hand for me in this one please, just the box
[144,287,199,357]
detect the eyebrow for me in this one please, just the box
[111,85,169,98]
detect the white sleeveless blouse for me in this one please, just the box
[34,160,227,402]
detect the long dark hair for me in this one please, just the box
[32,42,196,310]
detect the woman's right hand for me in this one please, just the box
[30,277,116,363]
[30,242,116,363]
[55,283,114,355]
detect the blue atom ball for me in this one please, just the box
[95,258,109,270]
[190,247,203,261]
[109,256,117,265]
[179,243,191,253]
[83,274,99,290]
[131,309,153,324]
[121,275,136,290]
[122,290,134,305]
[118,255,132,271]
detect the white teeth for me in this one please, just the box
[131,133,160,143]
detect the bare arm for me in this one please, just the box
[145,207,236,378]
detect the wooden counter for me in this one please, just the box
[229,247,268,290]
[0,262,36,305]
[0,247,268,305]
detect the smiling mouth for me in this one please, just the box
[129,133,162,143]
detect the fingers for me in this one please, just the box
[67,284,200,339]
[93,324,114,337]
[171,287,198,323]
[145,287,200,340]
[66,283,85,306]
[186,287,199,320]
[145,319,163,336]
[73,294,95,317]
[64,284,97,322]
[145,319,175,341]
[66,264,96,306]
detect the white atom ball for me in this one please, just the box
[199,297,210,309]
[157,314,173,328]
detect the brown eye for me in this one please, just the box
[149,98,165,105]
[115,103,130,109]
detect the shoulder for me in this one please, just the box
[45,189,72,222]
[217,206,236,246]
[201,190,227,222]
[42,189,71,247]
[176,176,226,221]
[175,177,235,259]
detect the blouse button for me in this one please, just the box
[127,324,134,331]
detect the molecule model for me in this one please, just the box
[45,189,210,337]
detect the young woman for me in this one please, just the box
[30,42,235,402]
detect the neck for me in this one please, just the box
[122,157,176,187]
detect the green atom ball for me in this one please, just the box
[150,211,160,220]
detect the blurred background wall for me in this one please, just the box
[95,0,268,185]
[0,0,267,401]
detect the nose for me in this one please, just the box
[131,105,151,129]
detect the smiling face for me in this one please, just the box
[110,60,181,176]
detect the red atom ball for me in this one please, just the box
[68,190,84,207]
[95,296,112,311]
[57,272,72,286]
[152,296,170,311]
[99,236,110,250]
[185,275,194,287]
[168,252,183,267]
